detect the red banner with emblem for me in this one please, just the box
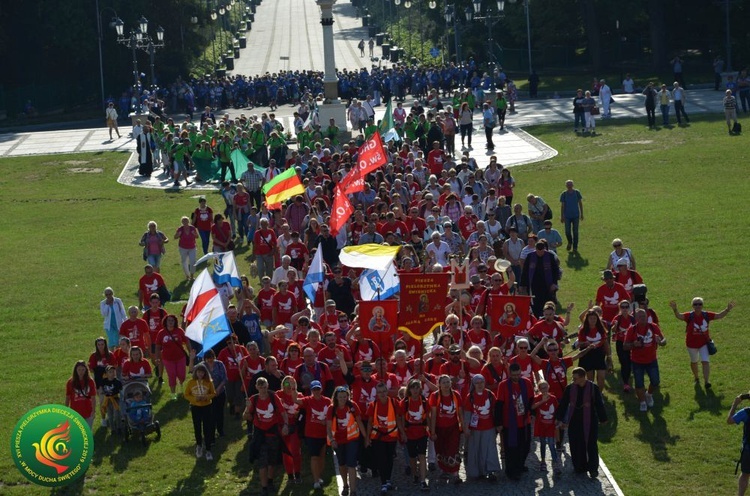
[397,272,451,339]
[329,184,354,236]
[358,299,399,351]
[489,294,532,339]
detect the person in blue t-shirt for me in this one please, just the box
[559,180,584,252]
[728,393,750,495]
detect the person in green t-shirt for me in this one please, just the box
[495,91,508,131]
[364,118,378,139]
[325,118,340,146]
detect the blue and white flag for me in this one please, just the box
[359,260,400,301]
[195,251,242,288]
[185,269,232,356]
[303,243,325,303]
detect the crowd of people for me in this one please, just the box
[82,56,746,493]
[69,100,741,492]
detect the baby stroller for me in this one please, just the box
[121,381,161,446]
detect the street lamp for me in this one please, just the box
[508,0,531,73]
[465,0,505,92]
[444,4,461,64]
[113,15,166,108]
[95,0,120,108]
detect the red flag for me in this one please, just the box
[356,131,387,177]
[339,165,364,195]
[359,299,399,352]
[329,185,353,236]
[397,272,451,339]
[489,295,533,339]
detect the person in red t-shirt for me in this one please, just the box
[466,316,492,357]
[277,377,303,482]
[191,197,214,254]
[155,314,188,398]
[576,310,612,391]
[463,374,501,481]
[610,301,636,392]
[272,281,298,327]
[317,332,353,387]
[481,347,508,391]
[365,383,402,491]
[624,309,667,412]
[439,344,477,396]
[595,270,630,323]
[119,306,151,351]
[143,294,167,380]
[426,141,446,176]
[613,258,644,299]
[66,360,97,427]
[532,380,561,474]
[378,212,409,241]
[329,387,366,493]
[285,233,310,271]
[211,213,232,252]
[218,335,250,417]
[496,363,534,480]
[400,378,431,490]
[256,277,277,328]
[244,377,289,493]
[294,381,331,489]
[121,346,152,382]
[428,375,463,483]
[138,265,166,309]
[457,206,479,240]
[254,218,278,279]
[669,297,734,390]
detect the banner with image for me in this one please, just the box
[489,294,533,339]
[398,272,451,339]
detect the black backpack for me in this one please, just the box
[733,122,742,134]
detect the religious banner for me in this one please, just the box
[489,295,533,339]
[330,185,354,236]
[398,272,451,339]
[449,258,470,289]
[358,299,399,351]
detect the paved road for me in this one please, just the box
[232,0,372,76]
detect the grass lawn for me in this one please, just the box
[0,115,747,495]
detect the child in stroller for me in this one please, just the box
[128,390,151,430]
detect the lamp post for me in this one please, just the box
[465,0,505,91]
[404,0,412,56]
[444,5,461,64]
[394,0,401,40]
[508,0,531,73]
[95,0,119,108]
[114,15,165,105]
[210,7,218,69]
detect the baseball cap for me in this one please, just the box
[310,380,323,390]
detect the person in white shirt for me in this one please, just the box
[426,232,451,267]
[599,80,612,118]
[622,74,635,94]
[672,82,690,125]
[105,103,121,140]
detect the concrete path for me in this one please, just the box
[232,0,372,76]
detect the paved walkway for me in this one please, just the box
[232,0,372,76]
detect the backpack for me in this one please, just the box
[733,122,742,134]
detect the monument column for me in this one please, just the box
[318,0,339,99]
[316,0,348,141]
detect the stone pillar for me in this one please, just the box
[317,0,339,100]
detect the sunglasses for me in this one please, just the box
[693,303,703,307]
[517,346,529,350]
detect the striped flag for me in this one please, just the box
[262,167,305,207]
[184,269,231,356]
[303,243,325,303]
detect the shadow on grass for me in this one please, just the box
[152,395,190,431]
[599,381,620,442]
[168,444,220,495]
[51,476,85,495]
[171,279,192,302]
[565,251,589,271]
[688,383,726,418]
[622,390,680,462]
